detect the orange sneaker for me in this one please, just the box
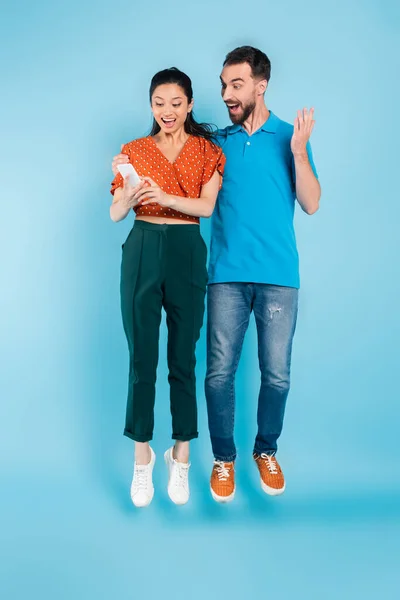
[254,453,286,496]
[210,461,235,503]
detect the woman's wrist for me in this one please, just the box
[166,195,177,209]
[122,190,135,208]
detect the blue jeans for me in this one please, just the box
[205,283,299,462]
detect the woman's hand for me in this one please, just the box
[134,177,175,208]
[112,145,129,176]
[121,177,147,209]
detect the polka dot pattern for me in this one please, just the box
[110,135,226,223]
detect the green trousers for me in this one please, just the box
[120,220,207,442]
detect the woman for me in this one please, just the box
[110,68,225,507]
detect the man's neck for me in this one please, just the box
[242,105,270,135]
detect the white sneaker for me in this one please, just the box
[164,447,190,505]
[130,447,156,508]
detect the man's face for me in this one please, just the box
[220,63,260,124]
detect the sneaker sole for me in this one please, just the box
[210,486,236,503]
[164,450,190,506]
[167,492,189,506]
[260,480,286,496]
[131,488,154,508]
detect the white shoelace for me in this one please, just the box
[133,465,149,491]
[214,461,231,481]
[260,453,278,475]
[174,463,190,489]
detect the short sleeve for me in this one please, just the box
[110,143,131,195]
[201,141,226,189]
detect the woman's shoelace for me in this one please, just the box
[260,453,278,474]
[215,461,231,481]
[133,465,149,490]
[174,463,189,488]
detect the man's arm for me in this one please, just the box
[291,108,321,215]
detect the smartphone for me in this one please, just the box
[117,163,141,187]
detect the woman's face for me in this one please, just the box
[151,83,193,134]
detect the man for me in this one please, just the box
[112,46,320,503]
[205,46,320,503]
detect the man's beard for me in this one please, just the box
[228,101,256,124]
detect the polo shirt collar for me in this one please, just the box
[260,111,279,133]
[227,123,242,135]
[227,110,279,135]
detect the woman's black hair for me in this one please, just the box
[149,67,217,142]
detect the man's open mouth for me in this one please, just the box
[226,103,241,114]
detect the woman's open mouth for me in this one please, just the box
[161,118,176,128]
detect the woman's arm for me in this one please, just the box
[135,171,220,218]
[110,179,146,222]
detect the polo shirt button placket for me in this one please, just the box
[243,139,251,157]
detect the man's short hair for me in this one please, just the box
[223,46,271,82]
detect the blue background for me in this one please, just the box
[1,0,399,598]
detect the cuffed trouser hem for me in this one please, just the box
[210,435,236,463]
[172,432,199,442]
[253,443,278,456]
[213,454,236,462]
[123,429,153,443]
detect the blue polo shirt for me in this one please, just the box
[208,111,318,289]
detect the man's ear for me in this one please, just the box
[258,79,268,96]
